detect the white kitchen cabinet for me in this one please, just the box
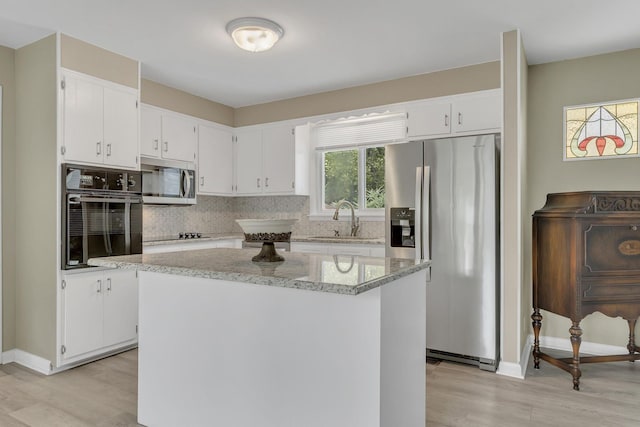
[61,269,138,362]
[233,123,308,196]
[262,125,295,193]
[406,102,451,138]
[405,89,501,139]
[162,114,197,162]
[198,124,234,195]
[140,105,162,158]
[451,91,502,133]
[140,104,197,163]
[102,270,139,347]
[234,129,263,194]
[103,87,139,169]
[61,69,139,169]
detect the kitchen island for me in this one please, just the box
[89,248,429,427]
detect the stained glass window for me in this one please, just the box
[564,100,639,160]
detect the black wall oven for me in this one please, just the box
[62,164,143,269]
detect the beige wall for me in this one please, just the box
[60,34,138,89]
[0,46,16,351]
[527,48,640,345]
[234,62,501,127]
[141,79,234,127]
[518,38,529,360]
[15,35,58,361]
[501,30,528,367]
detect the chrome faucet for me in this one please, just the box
[332,200,360,237]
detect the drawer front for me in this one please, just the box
[584,224,640,274]
[581,277,640,302]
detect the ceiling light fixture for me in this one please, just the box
[226,17,284,53]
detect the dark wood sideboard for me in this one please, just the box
[532,191,640,390]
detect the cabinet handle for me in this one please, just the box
[154,139,159,150]
[257,178,261,188]
[164,141,169,152]
[265,177,269,188]
[632,225,638,231]
[458,112,462,125]
[96,142,102,156]
[106,143,112,157]
[444,114,449,127]
[97,279,102,293]
[106,278,112,292]
[291,181,295,189]
[200,176,204,186]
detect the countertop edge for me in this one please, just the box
[88,255,429,296]
[144,234,386,246]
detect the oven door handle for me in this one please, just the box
[68,195,142,204]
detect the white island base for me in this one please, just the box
[137,269,427,427]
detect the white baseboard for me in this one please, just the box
[497,337,531,379]
[496,360,525,379]
[3,349,53,375]
[3,345,137,376]
[538,334,628,356]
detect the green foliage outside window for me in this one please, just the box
[323,147,385,210]
[365,147,385,208]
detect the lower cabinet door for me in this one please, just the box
[63,272,104,360]
[103,270,138,348]
[62,269,138,363]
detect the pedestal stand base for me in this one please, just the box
[252,242,285,262]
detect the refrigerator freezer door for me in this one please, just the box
[424,134,497,366]
[385,141,423,259]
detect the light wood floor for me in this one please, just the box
[1,348,639,426]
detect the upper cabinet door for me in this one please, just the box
[161,114,197,163]
[140,106,162,158]
[451,92,501,133]
[406,102,451,138]
[198,125,233,195]
[262,125,295,194]
[62,74,104,165]
[103,87,138,169]
[234,129,263,194]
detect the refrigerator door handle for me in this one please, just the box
[415,167,423,260]
[423,166,431,261]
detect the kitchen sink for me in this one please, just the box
[307,236,380,241]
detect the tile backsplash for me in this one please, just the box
[143,195,384,239]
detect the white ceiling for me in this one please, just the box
[1,0,639,108]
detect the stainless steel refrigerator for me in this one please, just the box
[385,134,499,371]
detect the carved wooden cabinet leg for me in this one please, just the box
[627,319,637,357]
[569,321,583,391]
[532,309,542,369]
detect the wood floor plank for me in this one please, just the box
[1,347,639,426]
[9,402,90,427]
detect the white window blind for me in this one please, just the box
[313,111,406,150]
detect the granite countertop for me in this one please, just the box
[144,234,385,246]
[143,233,244,246]
[291,235,385,245]
[88,248,428,295]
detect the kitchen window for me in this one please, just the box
[311,111,406,218]
[322,146,385,212]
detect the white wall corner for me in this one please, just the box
[496,334,532,379]
[1,349,15,364]
[5,349,53,375]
